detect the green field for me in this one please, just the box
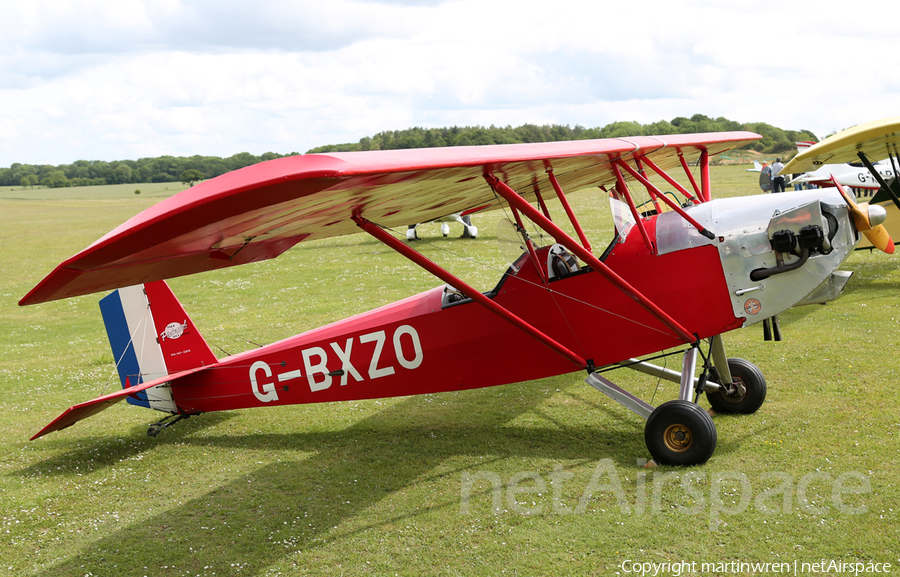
[0,182,190,201]
[1,166,898,576]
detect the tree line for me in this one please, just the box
[1,151,299,189]
[2,115,816,189]
[307,115,817,155]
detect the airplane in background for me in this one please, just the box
[406,212,478,240]
[783,117,900,251]
[19,131,893,466]
[788,137,900,197]
[788,158,900,195]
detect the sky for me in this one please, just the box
[2,0,898,167]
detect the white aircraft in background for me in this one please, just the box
[407,213,478,240]
[782,118,900,251]
[788,140,900,196]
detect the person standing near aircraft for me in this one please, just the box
[771,157,785,192]
[758,161,772,192]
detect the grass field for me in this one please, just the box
[1,166,898,576]
[0,182,190,201]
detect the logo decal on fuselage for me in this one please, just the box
[249,324,424,403]
[743,299,762,315]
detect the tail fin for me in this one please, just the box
[31,281,217,440]
[99,280,217,413]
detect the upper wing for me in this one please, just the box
[21,132,758,306]
[783,117,900,174]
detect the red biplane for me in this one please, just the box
[20,131,893,465]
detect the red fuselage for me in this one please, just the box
[167,222,739,415]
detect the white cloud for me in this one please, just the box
[1,0,898,166]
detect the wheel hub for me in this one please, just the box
[722,380,747,402]
[663,423,693,452]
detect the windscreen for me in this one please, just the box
[608,190,635,240]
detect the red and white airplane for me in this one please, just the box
[20,131,893,465]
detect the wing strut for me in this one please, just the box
[640,156,698,202]
[613,159,715,240]
[485,174,697,345]
[678,153,702,199]
[352,215,589,371]
[508,205,548,285]
[611,161,655,255]
[700,149,711,202]
[634,158,664,215]
[857,151,900,211]
[547,169,593,253]
[531,178,553,220]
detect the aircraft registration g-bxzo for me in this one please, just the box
[19,131,894,466]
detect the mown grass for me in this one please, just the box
[0,182,189,201]
[1,165,898,576]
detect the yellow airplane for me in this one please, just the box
[783,117,900,252]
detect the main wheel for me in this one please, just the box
[645,400,717,466]
[706,358,767,414]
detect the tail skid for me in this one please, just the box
[31,281,217,439]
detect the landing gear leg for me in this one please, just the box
[763,315,782,341]
[605,336,765,465]
[147,413,192,437]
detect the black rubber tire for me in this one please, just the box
[706,358,767,414]
[645,400,717,466]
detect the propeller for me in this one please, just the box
[831,175,895,254]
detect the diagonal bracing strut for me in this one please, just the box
[352,215,591,371]
[485,174,697,345]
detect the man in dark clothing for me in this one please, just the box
[771,158,785,193]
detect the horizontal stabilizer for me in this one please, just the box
[30,368,204,440]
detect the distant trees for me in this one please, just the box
[0,151,300,189]
[0,115,819,190]
[20,174,38,188]
[308,115,817,155]
[180,169,205,187]
[42,170,69,188]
